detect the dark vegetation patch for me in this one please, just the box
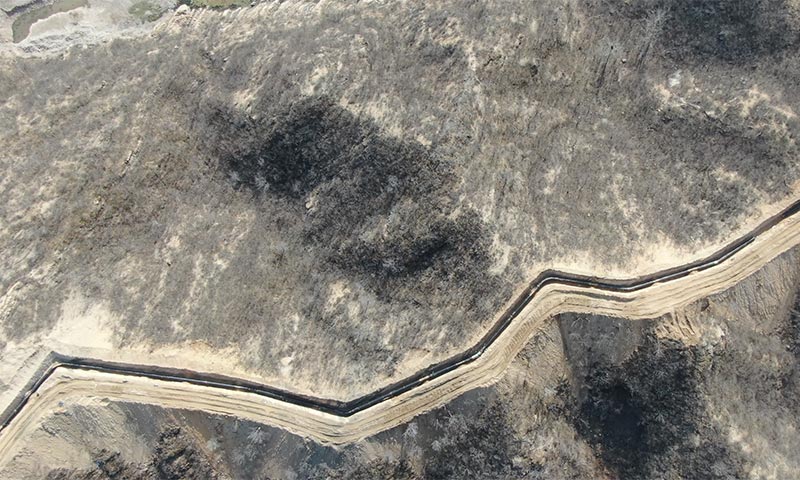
[569,332,744,479]
[335,210,491,298]
[639,93,795,195]
[152,427,220,480]
[46,426,220,480]
[318,459,416,480]
[775,284,800,414]
[575,337,695,472]
[46,450,145,480]
[223,96,442,200]
[217,96,500,307]
[625,94,796,244]
[664,0,798,63]
[421,401,522,479]
[785,287,800,359]
[119,405,346,479]
[588,0,800,63]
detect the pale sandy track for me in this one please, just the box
[1,200,800,463]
